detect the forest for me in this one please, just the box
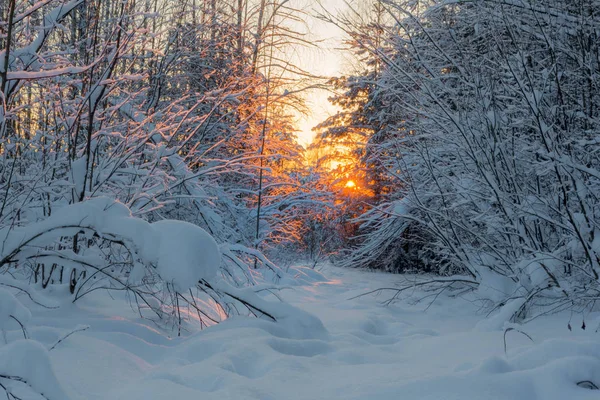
[1,1,599,399]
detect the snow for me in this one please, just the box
[0,198,221,292]
[0,340,70,400]
[7,64,95,81]
[1,0,84,97]
[151,220,220,291]
[212,280,328,340]
[0,290,67,399]
[475,298,527,332]
[71,157,88,199]
[4,265,597,400]
[0,288,31,331]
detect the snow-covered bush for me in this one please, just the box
[342,0,600,320]
[0,197,291,333]
[0,0,312,333]
[341,201,442,274]
[1,1,316,299]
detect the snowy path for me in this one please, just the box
[31,266,600,399]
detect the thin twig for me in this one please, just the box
[49,325,90,351]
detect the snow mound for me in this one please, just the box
[475,298,527,331]
[476,266,519,303]
[0,288,31,330]
[0,340,70,400]
[263,300,328,340]
[469,339,600,399]
[151,220,221,291]
[279,266,331,286]
[213,281,328,340]
[1,197,222,292]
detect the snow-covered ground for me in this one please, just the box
[16,266,600,399]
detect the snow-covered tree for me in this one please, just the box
[0,0,316,331]
[333,0,600,319]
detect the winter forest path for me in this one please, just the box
[38,266,598,400]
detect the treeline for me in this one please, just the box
[319,0,600,319]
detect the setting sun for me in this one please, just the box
[345,180,357,189]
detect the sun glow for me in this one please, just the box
[287,0,347,148]
[345,180,356,189]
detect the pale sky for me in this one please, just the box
[288,0,350,147]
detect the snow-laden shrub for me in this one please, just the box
[345,0,600,321]
[0,198,291,333]
[0,198,220,287]
[341,201,443,274]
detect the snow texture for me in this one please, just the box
[5,265,597,400]
[0,198,221,291]
[0,340,70,400]
[0,288,31,331]
[151,220,220,291]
